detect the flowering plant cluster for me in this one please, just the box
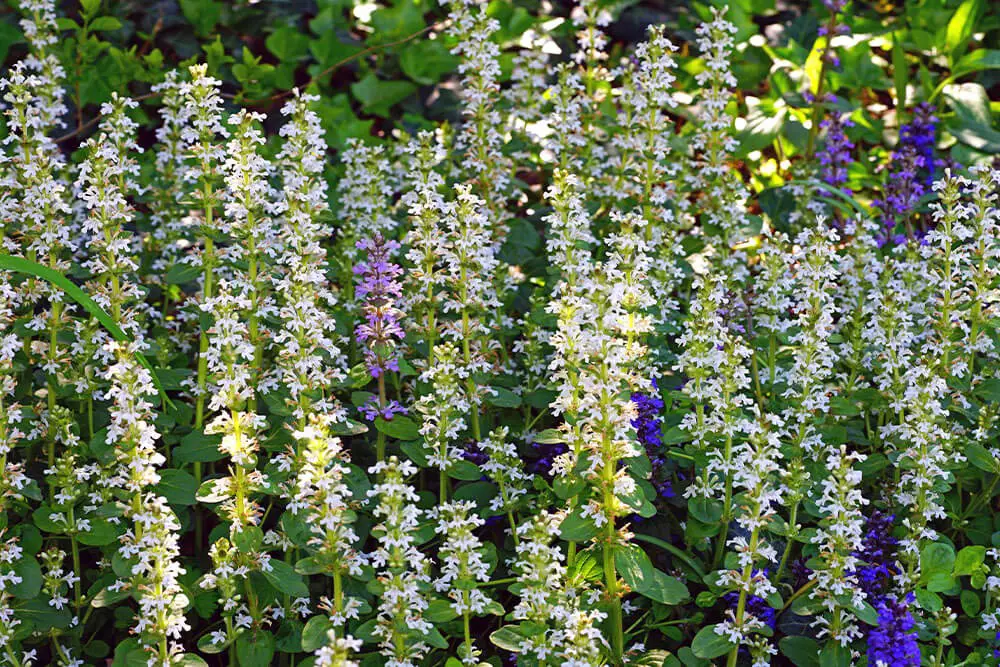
[0,1,999,666]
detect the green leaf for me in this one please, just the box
[233,525,263,553]
[852,601,879,626]
[89,16,122,32]
[688,497,723,524]
[921,542,958,591]
[945,82,992,126]
[485,386,521,408]
[353,619,378,644]
[275,618,303,653]
[804,36,827,95]
[374,415,420,440]
[426,627,449,650]
[84,640,110,659]
[615,544,689,604]
[195,479,228,504]
[533,429,565,444]
[559,508,599,542]
[32,504,68,533]
[948,120,1000,154]
[329,418,368,436]
[779,636,820,667]
[819,642,851,667]
[566,549,603,584]
[9,556,41,599]
[197,632,230,654]
[426,598,460,623]
[953,545,986,576]
[266,26,309,62]
[368,1,423,45]
[453,481,498,507]
[174,430,224,465]
[350,73,416,118]
[91,584,130,608]
[156,469,198,506]
[113,639,143,666]
[447,460,482,481]
[618,481,655,518]
[16,597,72,631]
[960,589,981,616]
[400,440,429,467]
[400,39,459,85]
[921,542,956,575]
[294,556,325,576]
[153,368,193,391]
[945,0,983,60]
[691,625,735,659]
[301,615,332,652]
[553,474,587,500]
[965,442,998,473]
[179,0,223,37]
[201,35,235,72]
[489,626,526,652]
[0,255,172,408]
[953,49,1000,78]
[77,518,120,546]
[309,36,361,71]
[236,631,275,667]
[976,378,1000,401]
[892,33,907,108]
[0,21,21,65]
[262,559,309,598]
[315,93,373,148]
[736,99,785,155]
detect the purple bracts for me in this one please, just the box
[818,116,855,193]
[867,594,920,666]
[355,234,405,379]
[873,104,939,245]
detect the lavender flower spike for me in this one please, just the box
[355,233,407,422]
[355,233,405,379]
[867,594,920,667]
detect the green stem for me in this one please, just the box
[247,236,260,414]
[804,12,839,159]
[480,577,516,588]
[602,537,624,664]
[781,579,817,612]
[86,397,94,443]
[333,570,343,614]
[712,433,735,570]
[377,374,387,467]
[193,206,216,553]
[774,502,800,584]
[632,533,706,580]
[69,533,82,611]
[727,526,760,667]
[462,604,473,662]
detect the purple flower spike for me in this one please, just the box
[873,104,939,244]
[354,233,406,380]
[818,115,855,193]
[360,395,407,422]
[631,378,673,499]
[852,510,899,600]
[867,594,920,667]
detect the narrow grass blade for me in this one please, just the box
[0,254,174,409]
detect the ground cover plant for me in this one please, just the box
[0,0,1000,665]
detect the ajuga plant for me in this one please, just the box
[1,0,1000,666]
